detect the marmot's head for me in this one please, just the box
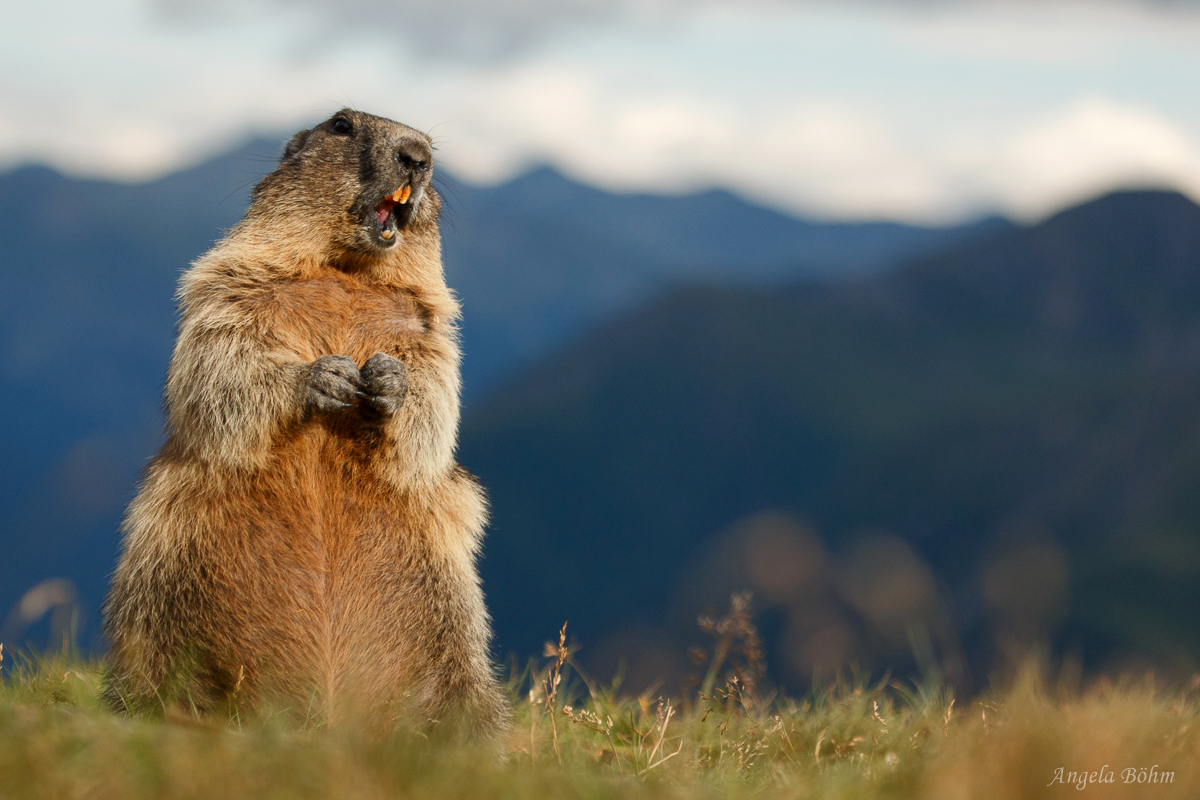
[249,109,440,264]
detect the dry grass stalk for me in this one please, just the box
[696,591,764,702]
[637,700,682,775]
[561,705,623,774]
[541,622,569,764]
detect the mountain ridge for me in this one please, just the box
[460,188,1200,688]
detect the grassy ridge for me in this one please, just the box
[2,632,1199,800]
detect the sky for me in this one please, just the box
[5,0,1200,222]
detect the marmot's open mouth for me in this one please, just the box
[371,185,413,246]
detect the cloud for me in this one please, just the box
[5,0,1200,222]
[150,0,679,61]
[148,0,1200,61]
[428,63,1200,222]
[942,97,1200,219]
[741,96,1200,221]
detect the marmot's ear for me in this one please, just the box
[282,129,311,162]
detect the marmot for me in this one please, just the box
[102,109,508,737]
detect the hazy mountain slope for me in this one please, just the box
[441,167,1010,388]
[461,190,1200,688]
[0,145,997,649]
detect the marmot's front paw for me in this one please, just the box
[305,355,363,412]
[359,352,408,416]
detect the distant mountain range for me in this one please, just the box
[441,167,1010,390]
[462,189,1200,691]
[0,140,1001,652]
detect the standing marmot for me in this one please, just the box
[102,109,507,737]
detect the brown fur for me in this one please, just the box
[102,110,508,737]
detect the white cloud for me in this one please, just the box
[962,97,1200,218]
[5,0,1200,222]
[897,3,1138,65]
[150,0,687,61]
[150,0,1200,62]
[429,70,1200,222]
[908,97,1200,221]
[736,107,946,219]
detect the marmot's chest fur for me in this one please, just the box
[256,270,429,364]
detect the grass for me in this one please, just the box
[3,609,1200,799]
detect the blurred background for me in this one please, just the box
[3,0,1200,694]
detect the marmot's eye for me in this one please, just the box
[332,118,353,136]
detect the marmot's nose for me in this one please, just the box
[394,136,433,175]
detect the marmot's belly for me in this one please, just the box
[204,437,431,705]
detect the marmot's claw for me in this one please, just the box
[306,355,363,412]
[313,395,354,412]
[359,352,408,416]
[364,393,405,416]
